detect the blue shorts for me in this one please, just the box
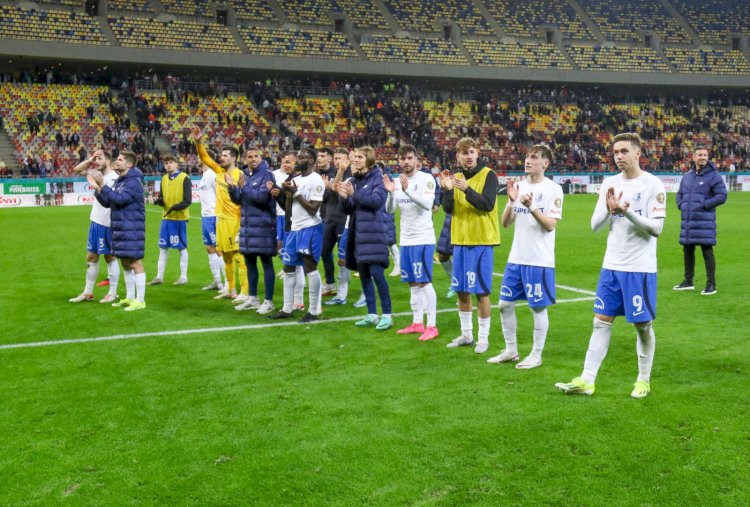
[158,220,188,250]
[280,223,324,266]
[451,245,494,295]
[201,216,217,247]
[499,263,556,308]
[338,228,349,261]
[594,269,657,323]
[400,244,435,283]
[276,216,287,243]
[87,222,112,255]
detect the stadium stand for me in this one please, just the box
[109,17,241,53]
[464,40,572,70]
[0,5,109,46]
[278,0,390,29]
[107,0,156,14]
[336,0,391,29]
[360,36,469,65]
[664,48,750,75]
[485,0,594,40]
[671,0,750,45]
[159,0,212,17]
[577,0,692,44]
[240,26,359,59]
[228,0,276,22]
[565,44,671,72]
[383,0,492,35]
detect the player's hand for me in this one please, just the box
[520,192,533,208]
[224,173,235,186]
[452,176,468,191]
[283,179,297,194]
[399,174,409,191]
[507,180,519,201]
[438,170,453,190]
[266,180,275,190]
[322,174,333,190]
[606,188,629,214]
[432,204,440,214]
[190,125,202,142]
[382,174,395,193]
[87,172,102,190]
[270,187,280,197]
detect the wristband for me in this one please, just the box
[528,203,538,212]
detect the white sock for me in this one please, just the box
[124,269,135,300]
[307,270,322,316]
[84,261,98,294]
[294,266,305,305]
[209,254,222,285]
[107,260,120,296]
[337,267,350,300]
[217,254,227,284]
[531,307,549,358]
[423,283,437,327]
[635,321,656,382]
[499,301,518,354]
[157,248,168,279]
[410,285,425,324]
[441,259,453,277]
[282,271,296,313]
[390,244,400,269]
[459,311,473,340]
[581,318,613,384]
[478,316,490,344]
[135,272,146,302]
[179,249,188,279]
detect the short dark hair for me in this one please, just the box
[101,150,113,162]
[299,147,317,162]
[120,150,137,167]
[221,146,239,160]
[612,133,642,149]
[317,147,333,157]
[527,144,554,163]
[162,154,178,163]
[694,144,710,153]
[397,144,418,158]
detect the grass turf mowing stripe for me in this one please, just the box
[0,296,594,350]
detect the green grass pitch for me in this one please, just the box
[1,193,748,505]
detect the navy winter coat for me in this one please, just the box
[229,162,277,256]
[676,161,727,245]
[96,167,146,259]
[341,167,389,269]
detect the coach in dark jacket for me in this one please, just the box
[89,150,148,309]
[673,147,727,295]
[338,147,393,330]
[228,158,276,309]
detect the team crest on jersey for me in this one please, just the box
[554,198,562,208]
[316,185,323,193]
[427,181,435,190]
[632,192,642,203]
[535,193,543,203]
[656,192,665,204]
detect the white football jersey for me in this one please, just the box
[198,169,217,217]
[388,171,436,246]
[596,172,666,273]
[272,168,290,216]
[90,170,118,226]
[291,172,324,230]
[507,177,563,268]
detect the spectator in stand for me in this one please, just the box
[673,146,728,296]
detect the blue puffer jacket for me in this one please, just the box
[385,208,396,245]
[676,161,727,245]
[341,166,389,269]
[229,162,276,256]
[96,167,146,259]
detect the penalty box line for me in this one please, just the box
[0,297,594,351]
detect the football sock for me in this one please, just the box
[424,283,437,327]
[581,318,613,384]
[337,267,350,301]
[236,255,248,295]
[410,285,425,324]
[209,254,223,285]
[135,272,146,303]
[124,269,135,300]
[294,266,305,305]
[477,316,490,345]
[635,321,656,382]
[459,311,473,340]
[499,301,518,355]
[224,256,235,292]
[179,249,188,279]
[107,260,120,296]
[307,270,322,316]
[84,261,98,294]
[218,254,226,285]
[282,271,296,313]
[531,306,549,358]
[156,248,168,279]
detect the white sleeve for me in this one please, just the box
[386,191,397,214]
[591,185,610,232]
[404,186,434,211]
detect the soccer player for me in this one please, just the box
[337,146,393,330]
[267,148,325,323]
[87,150,147,311]
[384,144,439,341]
[227,149,277,315]
[556,133,666,399]
[673,145,727,295]
[191,126,249,303]
[438,137,499,353]
[148,154,191,286]
[197,158,226,291]
[273,151,306,310]
[324,148,353,305]
[319,147,348,298]
[488,144,563,369]
[69,149,120,303]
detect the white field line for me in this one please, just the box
[0,297,594,351]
